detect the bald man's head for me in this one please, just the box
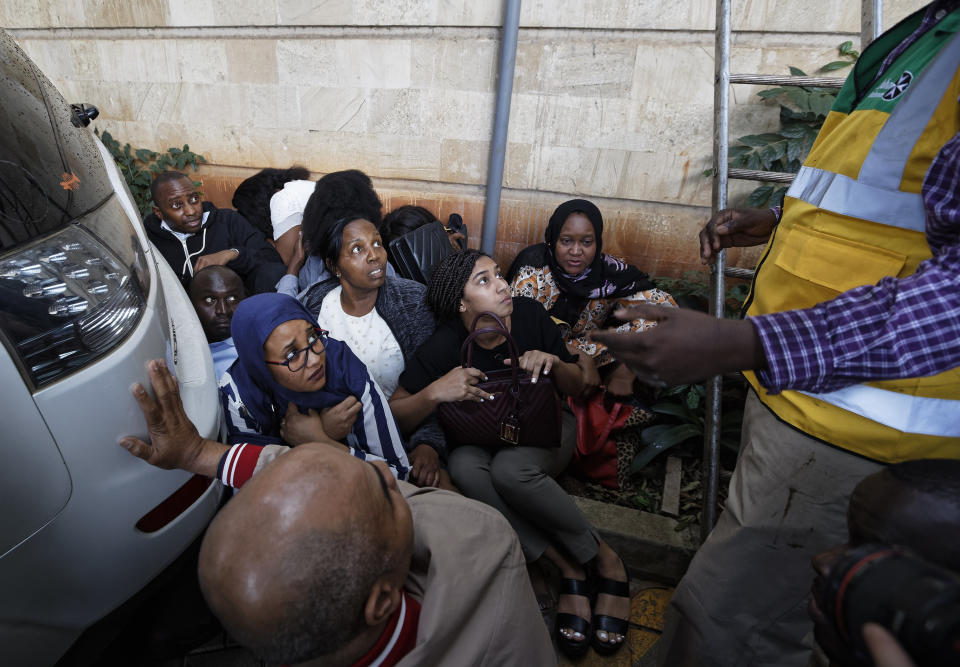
[198,445,414,665]
[189,266,245,342]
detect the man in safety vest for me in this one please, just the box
[594,2,960,665]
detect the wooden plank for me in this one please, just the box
[660,456,682,518]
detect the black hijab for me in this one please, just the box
[506,199,655,325]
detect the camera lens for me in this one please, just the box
[818,543,960,667]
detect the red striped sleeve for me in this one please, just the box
[217,443,264,488]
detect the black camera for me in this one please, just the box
[813,543,960,666]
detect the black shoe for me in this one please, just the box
[554,576,592,658]
[590,557,630,656]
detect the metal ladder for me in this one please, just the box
[700,0,882,540]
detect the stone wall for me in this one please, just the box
[4,0,923,276]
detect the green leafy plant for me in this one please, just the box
[629,272,750,474]
[724,41,859,208]
[95,129,206,216]
[630,384,744,476]
[654,270,748,318]
[627,480,658,512]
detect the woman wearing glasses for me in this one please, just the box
[218,292,410,480]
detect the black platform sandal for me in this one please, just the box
[554,576,592,658]
[591,558,630,656]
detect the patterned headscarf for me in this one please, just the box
[507,199,654,325]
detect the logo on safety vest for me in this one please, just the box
[882,71,913,100]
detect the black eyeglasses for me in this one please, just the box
[265,328,328,372]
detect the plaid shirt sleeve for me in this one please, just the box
[751,128,960,394]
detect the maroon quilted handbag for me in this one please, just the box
[436,312,562,448]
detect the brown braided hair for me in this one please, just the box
[426,248,487,321]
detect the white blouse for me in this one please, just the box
[318,285,406,397]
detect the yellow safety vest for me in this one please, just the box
[744,23,960,463]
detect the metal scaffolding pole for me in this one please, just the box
[702,0,731,541]
[481,0,522,256]
[862,0,883,47]
[703,1,878,543]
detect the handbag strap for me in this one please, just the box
[469,310,508,332]
[459,311,521,385]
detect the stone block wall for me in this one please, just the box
[4,0,923,277]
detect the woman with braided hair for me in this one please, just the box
[392,249,632,658]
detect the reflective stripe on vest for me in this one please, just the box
[787,167,925,231]
[800,386,960,437]
[786,31,960,233]
[746,23,960,461]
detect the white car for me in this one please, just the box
[0,30,223,665]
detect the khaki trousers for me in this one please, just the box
[448,411,600,563]
[653,391,883,667]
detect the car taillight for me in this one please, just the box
[0,224,145,387]
[135,475,214,533]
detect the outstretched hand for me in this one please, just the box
[590,304,765,387]
[699,207,778,263]
[120,359,228,476]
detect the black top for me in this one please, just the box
[143,201,285,294]
[400,296,577,394]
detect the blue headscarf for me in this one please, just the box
[228,293,371,430]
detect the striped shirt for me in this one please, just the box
[218,368,410,485]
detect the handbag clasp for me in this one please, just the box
[499,416,520,445]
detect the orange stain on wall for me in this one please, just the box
[190,172,756,279]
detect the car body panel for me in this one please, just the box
[0,32,223,667]
[0,351,72,558]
